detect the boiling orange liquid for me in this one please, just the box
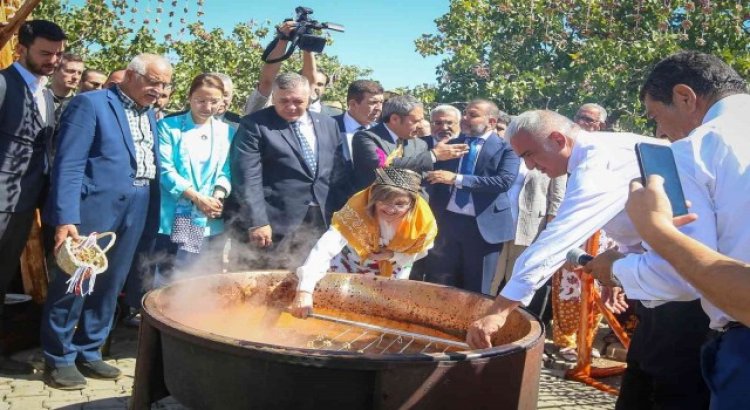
[162,303,465,354]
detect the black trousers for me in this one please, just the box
[616,300,711,410]
[0,211,35,318]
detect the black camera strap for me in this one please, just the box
[261,36,300,64]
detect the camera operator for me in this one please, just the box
[243,21,330,115]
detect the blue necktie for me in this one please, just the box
[455,137,480,208]
[291,121,317,175]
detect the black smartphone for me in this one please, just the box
[634,142,689,216]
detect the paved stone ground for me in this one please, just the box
[1,326,618,409]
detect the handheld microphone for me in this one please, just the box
[566,248,594,266]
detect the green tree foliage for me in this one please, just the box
[416,0,750,132]
[35,0,371,112]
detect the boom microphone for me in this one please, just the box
[566,248,594,266]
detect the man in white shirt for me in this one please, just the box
[586,51,750,410]
[466,110,712,409]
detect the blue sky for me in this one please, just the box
[196,0,448,89]
[73,0,449,90]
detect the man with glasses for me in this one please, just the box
[574,103,608,132]
[41,53,172,390]
[424,104,461,149]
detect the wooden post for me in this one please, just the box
[19,209,48,303]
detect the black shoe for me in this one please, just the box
[76,360,122,380]
[0,356,34,375]
[44,365,87,390]
[123,311,141,328]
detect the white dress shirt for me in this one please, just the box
[446,130,493,216]
[295,112,317,155]
[342,111,369,161]
[508,162,529,227]
[500,131,691,306]
[640,93,750,329]
[13,62,48,123]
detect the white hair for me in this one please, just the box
[127,53,172,75]
[430,104,461,121]
[272,72,309,93]
[578,103,608,122]
[210,72,233,90]
[506,110,576,143]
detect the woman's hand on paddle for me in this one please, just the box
[290,291,313,319]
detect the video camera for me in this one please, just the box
[261,6,345,63]
[292,6,344,53]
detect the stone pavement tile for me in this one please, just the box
[7,396,46,410]
[114,376,134,388]
[49,389,85,399]
[5,385,51,398]
[9,378,45,388]
[81,378,120,390]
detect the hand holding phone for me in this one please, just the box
[634,142,689,216]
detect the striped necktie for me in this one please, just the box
[290,121,317,175]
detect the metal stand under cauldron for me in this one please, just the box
[132,271,544,410]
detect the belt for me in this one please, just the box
[132,178,151,187]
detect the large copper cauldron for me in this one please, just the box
[132,271,544,409]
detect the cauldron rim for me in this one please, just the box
[142,271,544,365]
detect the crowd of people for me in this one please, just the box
[0,18,748,410]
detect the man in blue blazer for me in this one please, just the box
[230,73,344,269]
[41,54,172,389]
[424,99,520,295]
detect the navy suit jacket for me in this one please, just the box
[230,106,343,236]
[0,64,56,212]
[429,133,520,244]
[43,87,161,237]
[351,123,434,192]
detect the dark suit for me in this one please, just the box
[230,106,342,268]
[424,133,519,294]
[351,123,434,192]
[0,64,55,315]
[40,87,161,367]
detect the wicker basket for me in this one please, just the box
[55,232,116,276]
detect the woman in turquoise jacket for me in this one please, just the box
[153,73,235,285]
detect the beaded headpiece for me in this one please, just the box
[374,167,422,193]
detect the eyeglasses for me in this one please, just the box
[376,200,413,212]
[135,72,172,90]
[574,115,599,125]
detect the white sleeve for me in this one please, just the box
[500,164,629,306]
[612,139,716,302]
[243,88,272,116]
[295,227,347,293]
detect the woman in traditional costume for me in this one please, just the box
[290,167,437,318]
